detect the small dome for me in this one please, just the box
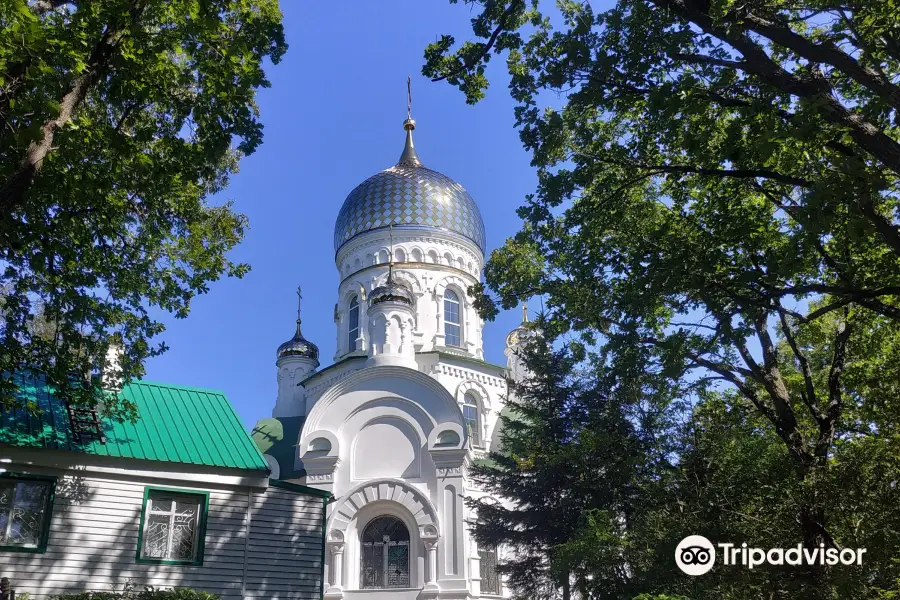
[369,271,415,308]
[277,321,319,361]
[505,304,531,347]
[278,288,319,362]
[333,120,486,254]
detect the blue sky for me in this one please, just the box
[144,0,542,429]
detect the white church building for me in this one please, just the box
[251,110,528,600]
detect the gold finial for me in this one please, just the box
[404,75,415,131]
[398,76,422,167]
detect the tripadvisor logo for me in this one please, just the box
[675,535,716,576]
[675,535,867,576]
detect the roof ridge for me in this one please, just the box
[125,379,227,397]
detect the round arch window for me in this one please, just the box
[444,289,461,347]
[348,295,360,352]
[360,515,410,589]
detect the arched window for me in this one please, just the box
[348,296,360,352]
[444,290,461,347]
[479,545,501,594]
[361,515,410,589]
[463,393,480,447]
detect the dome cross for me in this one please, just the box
[296,285,303,325]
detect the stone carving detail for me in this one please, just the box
[329,479,439,538]
[433,364,505,388]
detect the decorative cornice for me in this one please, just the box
[300,356,365,393]
[303,455,340,482]
[336,228,483,265]
[419,350,507,373]
[430,362,506,389]
[430,447,469,479]
[338,260,480,290]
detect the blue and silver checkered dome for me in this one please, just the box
[333,123,486,254]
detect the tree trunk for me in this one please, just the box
[0,6,135,218]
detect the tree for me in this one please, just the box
[471,328,589,599]
[471,320,658,600]
[0,0,286,413]
[425,0,900,318]
[425,0,900,594]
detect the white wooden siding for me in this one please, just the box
[0,470,324,600]
[244,486,325,600]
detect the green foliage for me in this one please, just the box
[0,0,286,415]
[470,319,668,599]
[428,0,900,597]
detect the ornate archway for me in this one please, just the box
[327,477,440,537]
[325,478,440,594]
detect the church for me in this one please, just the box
[251,105,528,600]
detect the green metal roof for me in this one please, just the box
[0,377,269,472]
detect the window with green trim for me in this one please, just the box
[137,488,208,565]
[0,476,55,552]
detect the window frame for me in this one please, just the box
[0,472,56,554]
[348,295,360,353]
[360,515,411,589]
[444,289,462,347]
[135,486,210,566]
[479,544,502,595]
[463,393,481,447]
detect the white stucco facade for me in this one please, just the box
[259,116,525,600]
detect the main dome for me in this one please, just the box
[333,120,486,254]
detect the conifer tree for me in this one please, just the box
[470,320,649,600]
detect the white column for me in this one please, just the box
[382,319,392,353]
[434,292,445,345]
[423,537,440,595]
[333,548,343,586]
[400,320,409,354]
[465,302,476,354]
[327,541,345,593]
[426,540,438,583]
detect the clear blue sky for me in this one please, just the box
[144,0,541,429]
